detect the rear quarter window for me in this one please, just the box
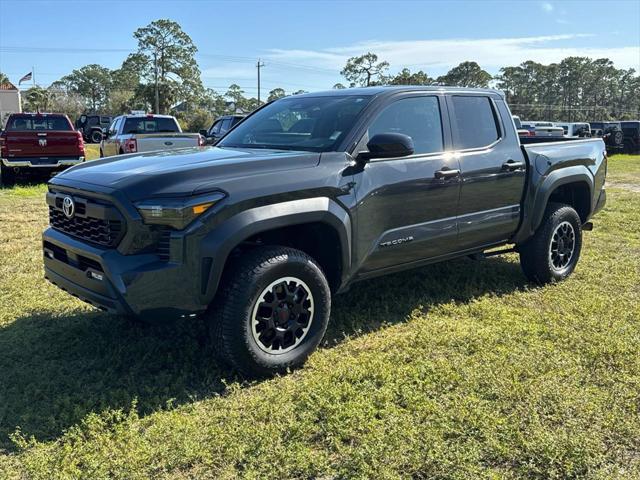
[450,96,500,150]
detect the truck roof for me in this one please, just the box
[291,85,505,99]
[120,113,176,119]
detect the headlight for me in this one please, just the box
[135,192,226,230]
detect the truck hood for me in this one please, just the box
[52,146,321,201]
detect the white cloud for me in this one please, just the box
[541,2,554,13]
[265,34,640,75]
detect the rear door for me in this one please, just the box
[447,94,526,250]
[354,93,461,274]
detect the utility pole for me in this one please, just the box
[154,51,160,114]
[256,59,265,104]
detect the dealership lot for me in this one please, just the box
[0,155,639,478]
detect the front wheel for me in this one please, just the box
[519,203,582,284]
[207,246,331,377]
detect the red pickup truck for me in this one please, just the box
[0,113,85,185]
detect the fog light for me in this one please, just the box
[88,271,104,281]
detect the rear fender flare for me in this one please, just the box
[199,197,352,304]
[530,166,594,232]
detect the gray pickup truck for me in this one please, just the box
[42,87,607,376]
[99,114,203,157]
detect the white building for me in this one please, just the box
[0,81,22,128]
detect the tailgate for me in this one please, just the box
[4,131,81,158]
[135,133,200,152]
[535,128,564,137]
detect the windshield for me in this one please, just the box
[123,117,180,134]
[218,95,372,152]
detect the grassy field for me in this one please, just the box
[0,155,638,479]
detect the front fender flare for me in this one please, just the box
[199,197,352,304]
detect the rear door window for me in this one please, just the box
[367,96,444,155]
[451,96,500,150]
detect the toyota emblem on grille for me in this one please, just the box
[62,196,75,219]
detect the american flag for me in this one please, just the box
[18,72,32,85]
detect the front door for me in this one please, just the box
[103,117,121,156]
[447,95,527,249]
[353,94,461,275]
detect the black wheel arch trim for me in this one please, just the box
[199,197,352,305]
[513,166,594,244]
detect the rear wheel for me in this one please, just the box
[519,203,582,284]
[207,246,331,377]
[90,130,103,144]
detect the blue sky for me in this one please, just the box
[1,0,639,96]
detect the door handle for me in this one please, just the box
[434,168,461,179]
[502,160,526,171]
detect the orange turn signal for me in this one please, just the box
[192,203,214,215]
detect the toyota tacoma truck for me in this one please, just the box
[42,87,607,376]
[99,113,204,157]
[1,113,85,185]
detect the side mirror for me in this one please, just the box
[102,128,110,139]
[358,133,415,161]
[199,129,208,137]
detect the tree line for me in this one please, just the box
[338,52,640,122]
[1,19,638,132]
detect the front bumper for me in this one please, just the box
[2,157,85,168]
[43,227,206,321]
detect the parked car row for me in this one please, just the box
[513,116,639,153]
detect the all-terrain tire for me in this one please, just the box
[519,202,582,284]
[612,130,624,147]
[208,246,331,377]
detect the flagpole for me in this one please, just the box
[32,66,35,87]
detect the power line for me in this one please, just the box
[0,46,340,74]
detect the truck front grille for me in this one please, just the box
[156,228,172,261]
[47,192,125,248]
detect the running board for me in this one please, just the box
[468,247,516,260]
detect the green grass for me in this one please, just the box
[85,144,100,161]
[0,155,639,479]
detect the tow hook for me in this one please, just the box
[583,222,594,231]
